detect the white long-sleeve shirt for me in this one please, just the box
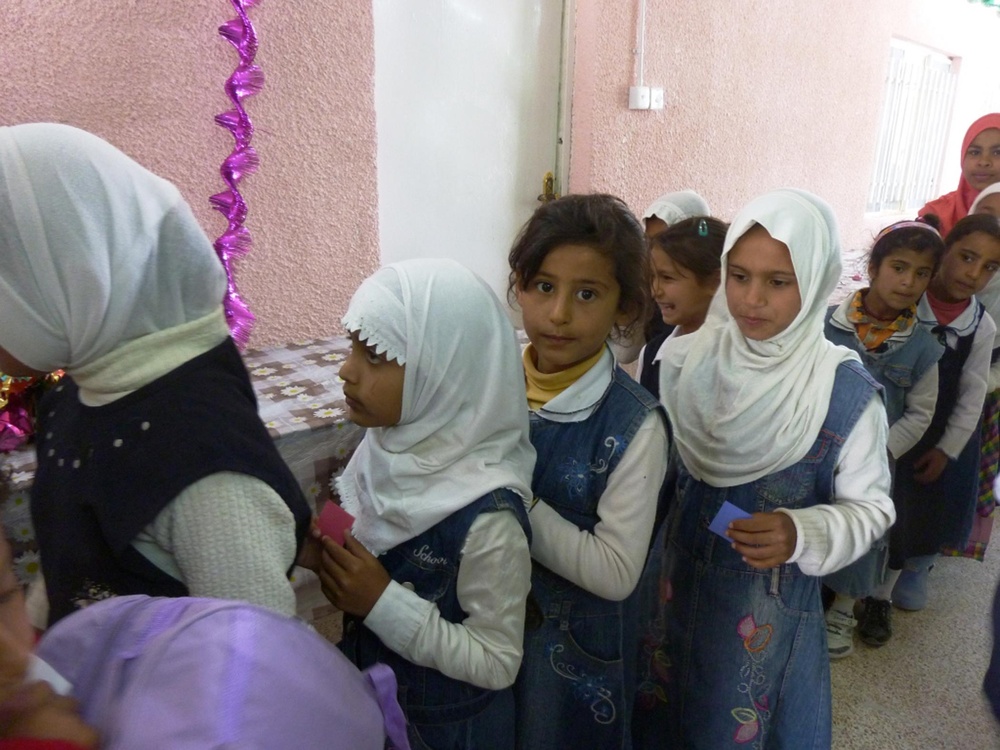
[776,396,895,576]
[363,510,531,690]
[528,347,669,601]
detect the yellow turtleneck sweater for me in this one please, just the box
[522,344,605,410]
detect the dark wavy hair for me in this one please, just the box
[649,216,728,281]
[507,193,650,340]
[944,213,1000,248]
[868,216,945,274]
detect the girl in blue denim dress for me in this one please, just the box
[507,194,670,750]
[306,259,536,750]
[822,220,945,657]
[658,189,895,749]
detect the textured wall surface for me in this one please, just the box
[569,0,1000,254]
[1,1,378,347]
[3,2,997,344]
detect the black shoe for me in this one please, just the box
[857,597,893,647]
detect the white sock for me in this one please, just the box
[872,569,901,601]
[830,593,855,618]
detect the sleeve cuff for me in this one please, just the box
[774,508,829,575]
[363,579,433,655]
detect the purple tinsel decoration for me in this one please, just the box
[212,0,263,348]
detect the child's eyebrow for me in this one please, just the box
[728,263,797,278]
[533,271,612,289]
[575,277,612,288]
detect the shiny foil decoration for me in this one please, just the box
[0,372,63,453]
[211,0,263,348]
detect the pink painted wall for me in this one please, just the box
[569,0,1000,255]
[1,0,378,347]
[3,1,997,344]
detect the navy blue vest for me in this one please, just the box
[340,488,530,726]
[639,331,671,399]
[31,339,311,625]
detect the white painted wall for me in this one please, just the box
[372,0,565,305]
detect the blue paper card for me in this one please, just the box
[708,501,752,539]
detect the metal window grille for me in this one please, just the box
[866,40,958,213]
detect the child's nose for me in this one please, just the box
[338,357,356,383]
[745,282,766,306]
[549,294,572,324]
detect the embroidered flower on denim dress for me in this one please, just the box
[545,642,617,725]
[731,613,774,745]
[557,434,625,499]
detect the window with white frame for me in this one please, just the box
[866,39,958,214]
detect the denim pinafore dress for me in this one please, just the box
[665,361,880,749]
[514,368,666,750]
[341,489,530,750]
[822,307,943,597]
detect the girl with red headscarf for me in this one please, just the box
[918,113,1000,236]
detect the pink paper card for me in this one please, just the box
[317,502,355,546]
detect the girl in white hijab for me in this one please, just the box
[309,258,534,748]
[0,123,311,626]
[642,189,712,239]
[657,189,894,748]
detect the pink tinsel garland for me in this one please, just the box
[211,0,263,348]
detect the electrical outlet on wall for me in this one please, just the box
[628,86,650,110]
[649,87,664,110]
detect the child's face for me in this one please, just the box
[974,192,1000,217]
[338,333,405,428]
[725,227,801,341]
[650,248,718,333]
[867,248,935,315]
[516,243,624,374]
[963,128,1000,192]
[931,231,1000,303]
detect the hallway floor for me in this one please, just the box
[831,549,1000,748]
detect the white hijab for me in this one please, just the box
[970,181,1000,215]
[0,123,226,373]
[336,259,536,555]
[642,189,711,225]
[659,188,860,487]
[969,181,1000,342]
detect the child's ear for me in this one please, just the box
[513,273,526,302]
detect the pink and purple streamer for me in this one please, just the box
[211,0,263,348]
